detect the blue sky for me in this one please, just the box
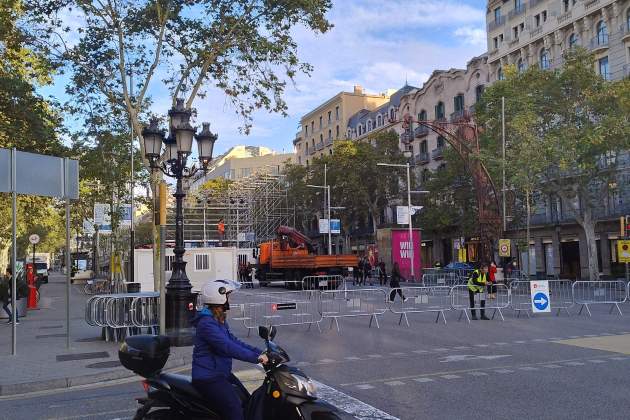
[41,0,488,156]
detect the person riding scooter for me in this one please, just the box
[192,279,269,420]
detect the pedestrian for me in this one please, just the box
[363,257,372,286]
[389,262,407,302]
[352,265,359,286]
[357,257,364,286]
[217,218,225,246]
[378,261,387,286]
[2,268,19,324]
[467,262,489,320]
[245,262,253,289]
[487,260,498,299]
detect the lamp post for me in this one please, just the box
[307,184,332,255]
[141,99,217,346]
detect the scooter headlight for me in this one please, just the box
[287,374,318,398]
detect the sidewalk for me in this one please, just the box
[0,273,192,396]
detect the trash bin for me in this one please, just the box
[126,282,141,293]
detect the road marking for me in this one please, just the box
[518,366,539,371]
[495,369,514,374]
[549,337,563,341]
[474,344,489,348]
[345,356,361,361]
[565,362,585,366]
[433,348,450,352]
[412,350,429,354]
[533,339,546,342]
[391,352,406,356]
[367,354,383,358]
[441,374,461,379]
[314,380,399,420]
[468,372,488,376]
[384,381,406,386]
[454,346,471,350]
[514,341,526,344]
[610,357,628,361]
[319,358,336,363]
[588,359,606,364]
[544,364,563,368]
[494,342,508,346]
[413,378,434,383]
[356,384,374,390]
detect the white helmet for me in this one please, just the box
[200,279,241,305]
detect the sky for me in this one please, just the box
[41,0,488,157]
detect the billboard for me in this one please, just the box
[391,230,422,280]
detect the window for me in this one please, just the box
[305,125,308,136]
[596,20,608,45]
[165,255,176,272]
[389,108,395,121]
[195,254,210,271]
[311,121,314,132]
[519,22,525,32]
[298,156,301,164]
[329,149,332,155]
[418,110,427,121]
[327,111,331,124]
[347,128,352,138]
[599,56,610,80]
[312,138,315,147]
[568,33,577,48]
[335,106,340,120]
[540,49,550,70]
[367,120,372,131]
[542,11,547,22]
[493,37,499,49]
[435,102,445,119]
[377,115,382,126]
[627,9,630,32]
[454,94,464,112]
[319,116,322,129]
[358,125,362,136]
[535,14,540,27]
[336,125,339,138]
[499,34,504,43]
[517,58,526,73]
[320,133,323,143]
[420,140,428,153]
[497,67,504,80]
[328,129,332,140]
[513,26,519,39]
[514,0,523,10]
[437,136,445,148]
[475,85,485,102]
[494,7,501,21]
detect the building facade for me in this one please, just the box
[293,85,392,165]
[485,0,630,279]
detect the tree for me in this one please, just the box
[476,49,630,280]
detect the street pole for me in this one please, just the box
[406,162,414,281]
[327,185,332,255]
[11,148,17,355]
[324,163,327,253]
[202,200,207,247]
[502,96,506,233]
[159,182,167,334]
[64,158,71,350]
[129,74,135,283]
[236,207,240,249]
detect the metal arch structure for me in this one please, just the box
[401,113,502,262]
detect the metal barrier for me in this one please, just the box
[389,286,451,326]
[508,280,534,317]
[320,289,388,332]
[450,284,509,323]
[572,281,626,316]
[301,275,345,291]
[421,272,460,287]
[84,292,160,341]
[236,290,323,333]
[548,280,575,316]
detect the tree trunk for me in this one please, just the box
[581,210,600,281]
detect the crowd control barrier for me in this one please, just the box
[548,280,575,316]
[451,284,509,323]
[84,292,159,341]
[508,280,534,317]
[572,281,627,316]
[389,286,451,326]
[235,290,323,333]
[421,272,460,287]
[320,289,388,332]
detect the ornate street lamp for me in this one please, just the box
[141,98,217,346]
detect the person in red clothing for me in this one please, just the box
[487,260,498,299]
[217,218,225,246]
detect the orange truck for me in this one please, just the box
[256,226,358,288]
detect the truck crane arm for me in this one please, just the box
[277,225,316,253]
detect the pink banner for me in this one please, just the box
[391,230,422,281]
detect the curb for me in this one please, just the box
[0,353,193,397]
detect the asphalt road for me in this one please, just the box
[3,300,630,420]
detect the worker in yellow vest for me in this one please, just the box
[467,263,490,320]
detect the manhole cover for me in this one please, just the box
[86,361,121,369]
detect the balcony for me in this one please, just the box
[324,136,333,146]
[508,4,525,20]
[557,10,572,25]
[414,152,430,166]
[414,125,429,138]
[590,34,609,52]
[432,147,445,160]
[450,110,466,122]
[621,22,630,42]
[488,15,505,32]
[315,142,324,151]
[530,26,543,38]
[584,0,600,10]
[508,37,520,47]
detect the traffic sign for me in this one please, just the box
[498,239,511,257]
[29,234,40,245]
[530,280,551,313]
[618,240,630,263]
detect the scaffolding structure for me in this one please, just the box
[165,172,294,248]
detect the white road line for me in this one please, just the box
[412,350,429,354]
[494,342,508,346]
[413,378,434,383]
[384,381,406,386]
[544,364,563,368]
[610,357,628,361]
[315,381,399,420]
[356,384,375,390]
[514,341,526,344]
[44,409,133,420]
[518,366,538,371]
[319,358,336,363]
[441,375,461,379]
[367,354,383,358]
[495,369,514,374]
[565,362,585,366]
[391,352,406,356]
[588,359,606,363]
[345,356,361,361]
[474,344,489,348]
[468,372,488,376]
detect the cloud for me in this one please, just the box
[454,26,488,47]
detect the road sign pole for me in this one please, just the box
[11,148,17,355]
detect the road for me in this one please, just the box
[3,299,630,419]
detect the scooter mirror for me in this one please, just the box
[269,326,277,340]
[258,326,270,340]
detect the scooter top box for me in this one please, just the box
[119,335,170,377]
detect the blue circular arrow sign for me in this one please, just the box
[533,292,549,311]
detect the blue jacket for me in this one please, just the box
[192,308,263,381]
